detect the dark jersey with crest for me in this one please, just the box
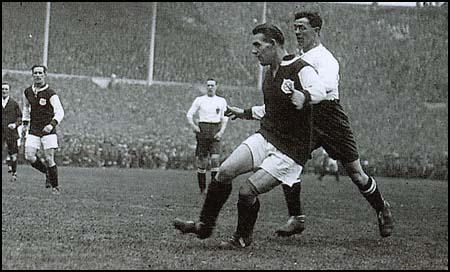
[24,86,57,137]
[258,55,313,166]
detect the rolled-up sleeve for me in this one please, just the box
[22,93,31,122]
[298,66,327,104]
[50,95,64,124]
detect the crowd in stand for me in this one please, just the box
[9,131,446,180]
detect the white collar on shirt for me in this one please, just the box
[32,84,49,95]
[2,96,10,108]
[280,54,302,66]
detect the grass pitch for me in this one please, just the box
[2,166,448,269]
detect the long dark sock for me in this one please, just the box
[199,181,232,227]
[236,198,260,238]
[11,159,17,174]
[47,165,58,188]
[31,160,47,174]
[282,183,303,216]
[360,177,385,211]
[197,169,206,193]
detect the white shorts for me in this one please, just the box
[25,134,58,150]
[242,133,303,187]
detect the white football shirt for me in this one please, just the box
[300,44,340,100]
[186,95,228,123]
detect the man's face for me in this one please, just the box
[294,17,317,50]
[32,67,46,86]
[252,33,275,66]
[206,80,217,96]
[2,84,10,99]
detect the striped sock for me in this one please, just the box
[360,177,385,211]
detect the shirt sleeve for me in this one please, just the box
[221,99,229,122]
[186,97,200,120]
[50,94,64,124]
[22,93,31,122]
[251,105,266,120]
[298,66,327,104]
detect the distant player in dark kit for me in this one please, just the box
[2,82,22,182]
[22,65,65,195]
[186,79,228,194]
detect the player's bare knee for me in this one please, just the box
[10,154,17,161]
[44,155,56,167]
[238,180,259,206]
[210,155,220,168]
[216,165,236,183]
[196,157,208,169]
[25,152,37,163]
[344,161,369,187]
[348,171,369,187]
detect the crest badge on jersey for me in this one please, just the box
[281,78,295,95]
[39,98,47,106]
[216,107,220,114]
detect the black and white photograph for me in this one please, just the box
[2,2,448,270]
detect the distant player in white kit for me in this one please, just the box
[186,78,228,194]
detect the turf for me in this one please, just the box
[2,166,448,269]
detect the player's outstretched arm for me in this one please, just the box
[225,105,253,120]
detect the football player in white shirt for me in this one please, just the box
[276,11,393,238]
[186,78,228,194]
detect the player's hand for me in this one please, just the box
[225,106,245,120]
[7,123,16,130]
[214,131,223,141]
[290,89,306,110]
[193,125,201,133]
[43,124,54,133]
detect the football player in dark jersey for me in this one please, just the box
[174,23,327,248]
[22,65,64,195]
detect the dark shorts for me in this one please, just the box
[312,100,359,164]
[195,122,221,157]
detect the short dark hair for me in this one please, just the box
[252,23,285,46]
[31,64,47,73]
[2,82,10,88]
[294,11,323,31]
[206,78,217,84]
